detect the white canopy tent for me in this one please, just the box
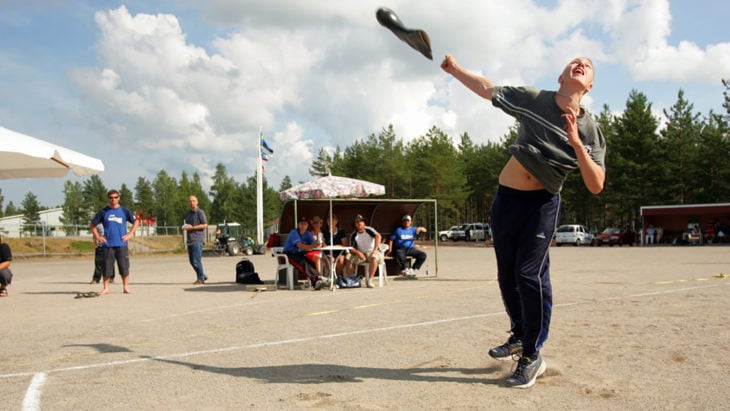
[0,126,104,179]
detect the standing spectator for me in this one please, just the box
[442,54,605,388]
[90,223,112,284]
[0,235,13,297]
[387,214,428,276]
[345,214,383,288]
[183,195,209,285]
[90,189,139,295]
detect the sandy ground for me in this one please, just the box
[1,244,729,410]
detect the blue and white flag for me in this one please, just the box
[261,138,274,155]
[260,149,269,161]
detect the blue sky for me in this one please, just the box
[1,0,729,209]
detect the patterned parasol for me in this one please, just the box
[279,174,385,201]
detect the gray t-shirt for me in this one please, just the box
[184,208,208,244]
[491,86,606,194]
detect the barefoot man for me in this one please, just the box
[90,189,139,294]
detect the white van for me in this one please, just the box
[554,224,595,246]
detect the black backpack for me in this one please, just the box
[235,258,263,284]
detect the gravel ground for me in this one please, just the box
[2,245,729,410]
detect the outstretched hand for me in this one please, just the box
[440,54,457,73]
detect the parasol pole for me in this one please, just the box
[327,172,334,248]
[329,198,334,248]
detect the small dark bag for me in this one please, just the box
[235,258,263,284]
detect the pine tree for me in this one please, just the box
[152,170,180,228]
[609,90,660,227]
[309,148,333,177]
[21,192,43,235]
[83,175,108,215]
[660,90,703,204]
[134,177,154,221]
[60,181,86,235]
[209,163,237,223]
[119,184,134,208]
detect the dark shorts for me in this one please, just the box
[103,247,130,277]
[0,268,12,286]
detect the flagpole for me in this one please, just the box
[256,127,264,245]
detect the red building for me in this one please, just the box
[640,203,730,245]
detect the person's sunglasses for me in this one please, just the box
[108,196,119,199]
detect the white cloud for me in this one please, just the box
[267,122,315,185]
[61,0,728,201]
[604,0,730,82]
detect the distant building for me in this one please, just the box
[0,208,69,237]
[640,203,730,245]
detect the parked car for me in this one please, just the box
[451,223,492,241]
[596,227,635,246]
[554,224,595,246]
[438,225,461,242]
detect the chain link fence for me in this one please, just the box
[0,222,186,257]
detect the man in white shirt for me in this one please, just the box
[345,214,383,288]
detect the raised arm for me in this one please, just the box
[441,54,495,101]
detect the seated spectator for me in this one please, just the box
[323,214,349,277]
[283,217,329,290]
[306,216,325,275]
[645,225,656,245]
[0,235,13,297]
[387,214,428,276]
[345,214,383,288]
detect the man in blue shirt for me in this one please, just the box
[90,189,139,295]
[387,214,427,276]
[283,216,328,289]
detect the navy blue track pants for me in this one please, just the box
[491,185,559,357]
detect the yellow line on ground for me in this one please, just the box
[305,310,341,316]
[353,304,383,310]
[640,276,714,285]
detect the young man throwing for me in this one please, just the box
[441,55,606,388]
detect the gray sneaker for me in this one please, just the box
[366,278,375,288]
[322,277,331,288]
[488,338,523,360]
[314,279,324,290]
[505,353,546,388]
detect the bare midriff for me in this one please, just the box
[498,156,545,191]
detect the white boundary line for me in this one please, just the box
[7,281,728,408]
[21,372,45,411]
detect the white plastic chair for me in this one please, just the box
[358,244,389,287]
[377,244,389,287]
[272,247,295,290]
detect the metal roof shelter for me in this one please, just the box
[278,198,439,276]
[640,203,730,244]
